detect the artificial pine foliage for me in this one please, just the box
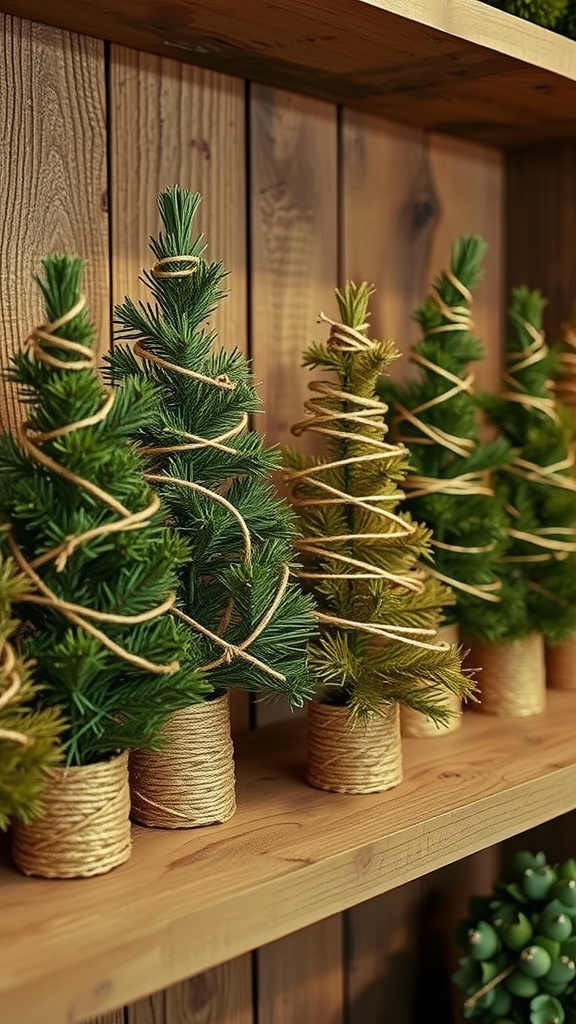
[107,186,315,706]
[488,0,568,26]
[479,287,576,644]
[381,235,513,644]
[453,851,576,1023]
[283,282,475,724]
[0,255,207,767]
[0,557,63,829]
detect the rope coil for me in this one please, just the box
[392,273,501,604]
[285,311,451,654]
[129,255,292,684]
[10,296,180,675]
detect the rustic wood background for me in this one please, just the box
[1,12,572,1024]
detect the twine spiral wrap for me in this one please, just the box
[393,272,500,605]
[307,700,402,794]
[12,751,131,878]
[400,623,463,737]
[285,313,452,654]
[0,641,31,747]
[467,632,545,717]
[129,693,235,828]
[133,254,291,686]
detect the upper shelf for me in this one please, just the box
[3,689,576,1024]
[2,0,576,147]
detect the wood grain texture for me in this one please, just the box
[345,883,422,1024]
[108,45,249,735]
[258,917,343,1024]
[4,690,576,1023]
[4,0,576,146]
[341,111,439,373]
[249,84,337,727]
[0,14,108,433]
[506,143,576,345]
[128,959,252,1024]
[428,134,503,392]
[84,1015,125,1024]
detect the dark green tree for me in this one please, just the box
[283,281,475,724]
[0,557,63,829]
[0,255,206,767]
[479,287,576,643]
[382,235,513,643]
[107,186,315,707]
[488,0,568,27]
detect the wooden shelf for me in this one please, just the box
[2,0,576,147]
[3,690,576,1024]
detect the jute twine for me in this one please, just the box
[467,632,545,717]
[546,636,576,691]
[0,640,32,747]
[134,254,291,686]
[129,693,235,828]
[285,311,453,655]
[393,271,501,605]
[12,294,180,676]
[400,623,463,738]
[12,751,131,878]
[307,700,402,794]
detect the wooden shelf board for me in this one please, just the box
[2,0,576,147]
[3,689,576,1023]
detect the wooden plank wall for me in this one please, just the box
[1,13,506,1024]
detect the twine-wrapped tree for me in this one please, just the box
[476,286,576,715]
[283,281,475,793]
[0,254,205,875]
[106,186,316,826]
[0,557,63,831]
[384,235,512,646]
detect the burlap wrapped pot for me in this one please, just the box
[129,692,236,828]
[12,750,131,878]
[307,699,402,794]
[400,623,462,738]
[468,631,546,716]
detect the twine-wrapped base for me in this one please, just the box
[468,632,546,716]
[546,636,576,691]
[307,700,402,794]
[12,751,131,878]
[400,623,462,738]
[129,693,236,828]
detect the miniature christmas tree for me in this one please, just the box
[489,0,568,27]
[0,557,63,830]
[0,255,206,767]
[453,850,576,1022]
[283,281,474,725]
[107,187,315,707]
[479,287,576,644]
[382,235,513,644]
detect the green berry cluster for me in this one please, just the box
[454,852,576,1023]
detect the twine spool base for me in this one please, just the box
[12,751,131,878]
[400,623,462,738]
[546,636,576,691]
[468,632,545,716]
[307,700,402,794]
[129,693,236,828]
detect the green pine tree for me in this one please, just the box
[489,0,568,27]
[0,556,63,829]
[479,287,576,643]
[283,281,475,725]
[0,255,207,767]
[381,235,514,643]
[106,186,315,707]
[557,0,576,35]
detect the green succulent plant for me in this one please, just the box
[454,851,576,1022]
